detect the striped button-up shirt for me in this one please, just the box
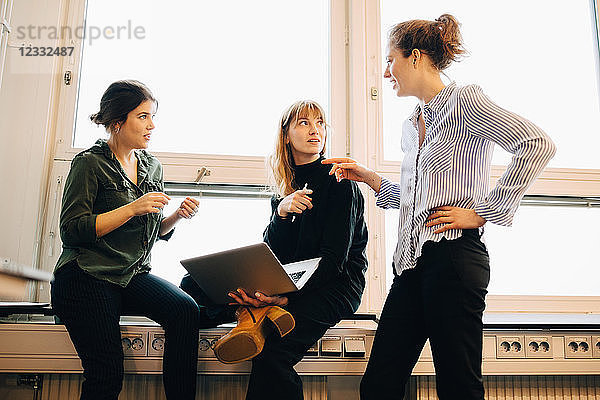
[376,82,556,275]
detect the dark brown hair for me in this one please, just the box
[388,14,466,70]
[90,80,156,132]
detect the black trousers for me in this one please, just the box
[51,262,200,400]
[360,229,490,400]
[180,275,355,400]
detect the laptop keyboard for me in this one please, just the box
[288,271,306,284]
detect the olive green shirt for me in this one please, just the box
[54,139,173,287]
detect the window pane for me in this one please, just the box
[385,206,600,296]
[151,196,271,286]
[380,0,600,168]
[485,206,600,296]
[74,0,330,157]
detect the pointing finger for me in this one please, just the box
[322,157,354,164]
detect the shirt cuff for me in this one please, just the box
[474,203,513,227]
[272,212,293,224]
[81,214,99,243]
[375,178,394,208]
[159,227,175,241]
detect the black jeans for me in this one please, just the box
[180,275,355,400]
[180,274,237,326]
[51,262,200,400]
[360,229,490,400]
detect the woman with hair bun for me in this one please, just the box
[51,80,201,400]
[324,14,555,399]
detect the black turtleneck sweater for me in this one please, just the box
[263,157,368,311]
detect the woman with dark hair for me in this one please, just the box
[324,14,556,400]
[180,100,369,400]
[51,80,201,400]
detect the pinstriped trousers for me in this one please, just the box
[51,261,200,400]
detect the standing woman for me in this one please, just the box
[225,100,369,399]
[324,15,556,400]
[51,80,201,400]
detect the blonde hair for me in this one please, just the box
[267,100,328,198]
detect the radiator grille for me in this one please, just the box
[414,375,600,400]
[6,374,596,399]
[38,374,327,399]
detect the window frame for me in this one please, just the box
[37,0,351,302]
[35,0,600,313]
[356,0,600,313]
[52,0,348,186]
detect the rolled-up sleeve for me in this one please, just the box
[462,85,556,226]
[59,156,99,246]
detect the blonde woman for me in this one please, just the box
[227,100,369,399]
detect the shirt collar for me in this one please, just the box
[409,82,457,124]
[91,139,151,183]
[90,139,115,159]
[425,81,456,113]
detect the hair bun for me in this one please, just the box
[90,112,101,124]
[435,14,450,24]
[388,13,466,71]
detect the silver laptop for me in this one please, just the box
[180,243,321,304]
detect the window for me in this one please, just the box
[152,185,272,286]
[380,0,600,169]
[43,0,345,301]
[72,0,330,157]
[385,198,600,297]
[32,0,599,312]
[373,0,600,311]
[484,201,600,296]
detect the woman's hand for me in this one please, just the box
[277,187,313,218]
[176,196,200,219]
[321,157,382,193]
[129,192,170,216]
[159,196,200,236]
[425,206,486,234]
[228,288,288,308]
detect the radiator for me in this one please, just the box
[415,375,600,400]
[2,374,599,399]
[38,374,327,400]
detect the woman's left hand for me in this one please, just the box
[425,206,486,234]
[228,288,288,308]
[176,197,200,219]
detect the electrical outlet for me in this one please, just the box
[592,336,600,359]
[148,333,165,357]
[121,333,146,357]
[320,336,342,357]
[525,336,552,358]
[564,336,592,359]
[343,336,366,358]
[305,341,319,357]
[496,335,525,358]
[198,336,220,358]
